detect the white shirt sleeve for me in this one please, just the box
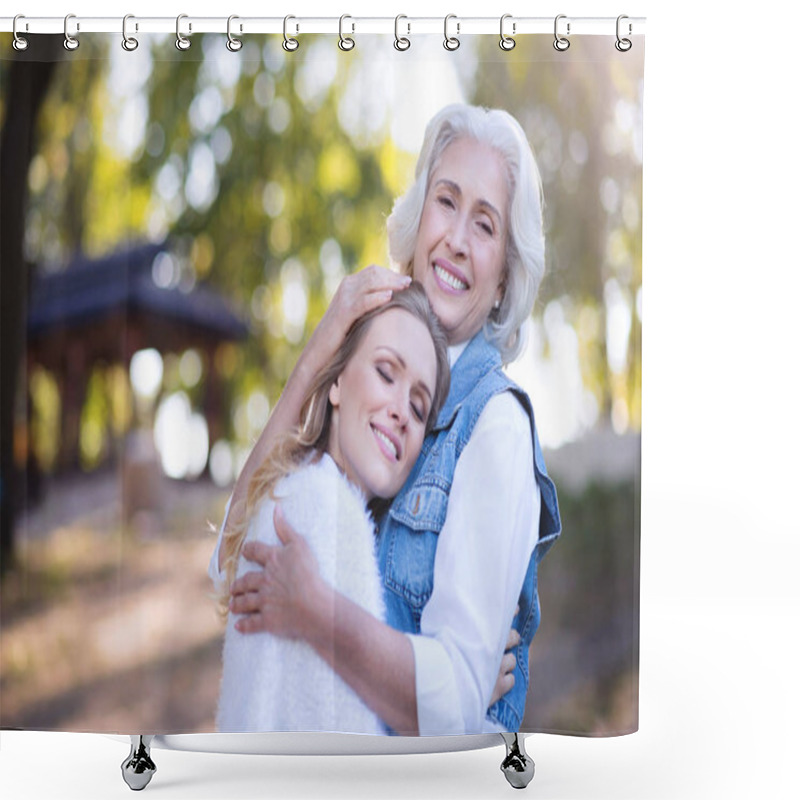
[407,391,541,735]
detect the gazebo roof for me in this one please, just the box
[27,241,249,345]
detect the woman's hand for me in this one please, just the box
[305,265,412,371]
[229,505,331,641]
[231,502,419,733]
[489,611,521,707]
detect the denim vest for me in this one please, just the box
[375,331,561,732]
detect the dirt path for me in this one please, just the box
[1,473,228,732]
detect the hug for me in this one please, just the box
[209,102,561,736]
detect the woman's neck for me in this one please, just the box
[323,447,374,503]
[447,339,470,368]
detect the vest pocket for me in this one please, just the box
[387,477,449,531]
[383,481,449,610]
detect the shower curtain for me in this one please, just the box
[1,21,643,738]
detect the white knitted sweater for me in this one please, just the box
[215,453,386,734]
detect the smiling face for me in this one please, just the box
[411,137,510,346]
[327,308,438,501]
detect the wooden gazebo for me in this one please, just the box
[26,241,249,475]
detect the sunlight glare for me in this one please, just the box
[268,98,291,134]
[320,238,345,301]
[281,258,308,344]
[506,312,588,449]
[153,392,209,480]
[152,251,178,289]
[179,350,203,388]
[604,279,632,375]
[211,127,233,165]
[390,56,468,154]
[253,72,276,108]
[262,182,286,218]
[246,390,270,432]
[185,142,219,212]
[210,440,235,487]
[189,86,224,135]
[130,349,163,400]
[295,40,338,111]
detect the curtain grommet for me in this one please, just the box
[12,14,29,51]
[499,14,515,51]
[175,14,191,51]
[394,14,411,51]
[122,14,139,51]
[283,15,299,52]
[615,15,633,52]
[63,14,80,51]
[338,14,355,51]
[444,14,460,51]
[227,15,243,52]
[553,14,570,52]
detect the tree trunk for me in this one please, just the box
[0,37,62,575]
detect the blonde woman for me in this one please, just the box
[211,283,449,733]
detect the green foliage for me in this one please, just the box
[540,479,640,633]
[20,33,643,467]
[472,36,643,424]
[79,368,110,469]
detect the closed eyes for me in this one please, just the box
[376,364,426,423]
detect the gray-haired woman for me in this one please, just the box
[213,104,561,736]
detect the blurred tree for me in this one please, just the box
[1,36,63,574]
[472,37,643,429]
[130,35,392,439]
[4,34,395,562]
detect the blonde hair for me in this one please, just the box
[216,281,449,616]
[387,104,545,364]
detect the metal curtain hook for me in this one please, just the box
[338,14,355,51]
[175,14,191,51]
[443,14,460,51]
[12,14,29,51]
[122,14,139,51]
[615,14,632,52]
[499,14,515,51]
[283,15,299,52]
[553,14,570,51]
[227,15,243,51]
[64,14,80,51]
[394,14,410,51]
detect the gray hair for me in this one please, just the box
[386,104,545,364]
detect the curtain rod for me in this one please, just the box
[1,15,645,37]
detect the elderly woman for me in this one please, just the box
[218,104,561,736]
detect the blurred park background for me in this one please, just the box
[1,32,642,734]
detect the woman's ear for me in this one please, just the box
[495,275,507,309]
[329,378,341,408]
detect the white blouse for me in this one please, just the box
[408,362,541,735]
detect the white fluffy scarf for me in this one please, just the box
[216,453,386,734]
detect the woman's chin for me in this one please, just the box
[424,296,459,338]
[369,475,406,502]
